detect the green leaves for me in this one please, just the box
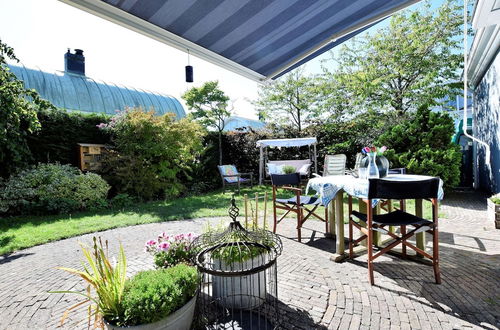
[101,108,204,201]
[0,39,56,178]
[376,106,461,188]
[120,265,198,326]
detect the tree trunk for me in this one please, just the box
[218,131,223,165]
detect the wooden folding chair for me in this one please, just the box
[348,178,441,285]
[271,173,328,242]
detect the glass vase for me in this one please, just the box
[368,153,379,178]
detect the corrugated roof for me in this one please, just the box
[7,64,186,118]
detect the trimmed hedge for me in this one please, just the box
[27,109,111,167]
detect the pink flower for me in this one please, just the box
[158,232,170,241]
[174,234,185,241]
[145,239,157,247]
[158,242,170,251]
[186,232,197,241]
[380,146,387,153]
[363,147,371,153]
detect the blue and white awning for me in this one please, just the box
[59,0,420,81]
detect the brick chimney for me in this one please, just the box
[64,49,85,75]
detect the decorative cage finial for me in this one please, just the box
[228,195,239,222]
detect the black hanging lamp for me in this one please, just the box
[185,49,193,83]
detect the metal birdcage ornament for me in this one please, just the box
[191,196,283,329]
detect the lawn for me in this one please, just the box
[0,185,436,255]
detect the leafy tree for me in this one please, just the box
[322,0,462,118]
[0,39,55,177]
[254,69,320,133]
[182,81,230,165]
[377,106,461,188]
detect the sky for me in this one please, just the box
[0,0,442,119]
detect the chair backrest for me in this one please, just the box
[388,168,407,175]
[324,154,347,176]
[368,178,440,200]
[353,153,364,171]
[270,173,301,187]
[217,165,239,183]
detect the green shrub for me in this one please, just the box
[120,264,198,326]
[109,193,135,210]
[377,106,461,188]
[100,108,204,201]
[0,163,110,215]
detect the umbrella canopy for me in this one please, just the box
[59,0,420,81]
[256,137,317,148]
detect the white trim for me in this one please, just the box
[57,0,267,82]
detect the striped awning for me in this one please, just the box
[59,0,420,81]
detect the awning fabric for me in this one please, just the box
[256,137,317,148]
[59,0,420,81]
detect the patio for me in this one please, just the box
[0,190,498,329]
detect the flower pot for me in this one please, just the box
[104,292,197,330]
[360,155,390,178]
[487,199,500,229]
[212,255,267,310]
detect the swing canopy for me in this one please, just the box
[256,137,318,184]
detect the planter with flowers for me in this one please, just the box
[360,146,389,178]
[52,236,199,330]
[487,193,500,229]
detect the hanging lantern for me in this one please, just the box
[185,49,193,83]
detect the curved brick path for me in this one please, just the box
[0,191,499,329]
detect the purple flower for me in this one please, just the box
[174,234,185,241]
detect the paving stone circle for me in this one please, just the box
[0,191,499,329]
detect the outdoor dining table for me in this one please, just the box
[306,174,444,262]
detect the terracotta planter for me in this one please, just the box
[104,293,197,330]
[487,199,500,229]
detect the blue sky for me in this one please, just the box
[0,0,447,118]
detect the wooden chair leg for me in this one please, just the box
[433,199,441,284]
[401,225,407,257]
[349,219,353,258]
[325,206,329,234]
[297,207,302,242]
[433,227,441,284]
[348,196,353,258]
[367,201,375,285]
[273,205,277,234]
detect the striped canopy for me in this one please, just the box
[60,0,420,81]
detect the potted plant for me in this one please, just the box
[52,236,199,330]
[202,222,272,310]
[106,264,198,330]
[281,165,296,174]
[488,193,500,229]
[145,232,198,268]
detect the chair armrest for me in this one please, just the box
[281,186,302,193]
[238,172,253,176]
[222,174,241,178]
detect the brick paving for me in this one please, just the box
[0,191,499,329]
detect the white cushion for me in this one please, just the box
[298,163,311,175]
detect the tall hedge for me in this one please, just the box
[27,109,112,166]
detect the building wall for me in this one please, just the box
[473,51,500,194]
